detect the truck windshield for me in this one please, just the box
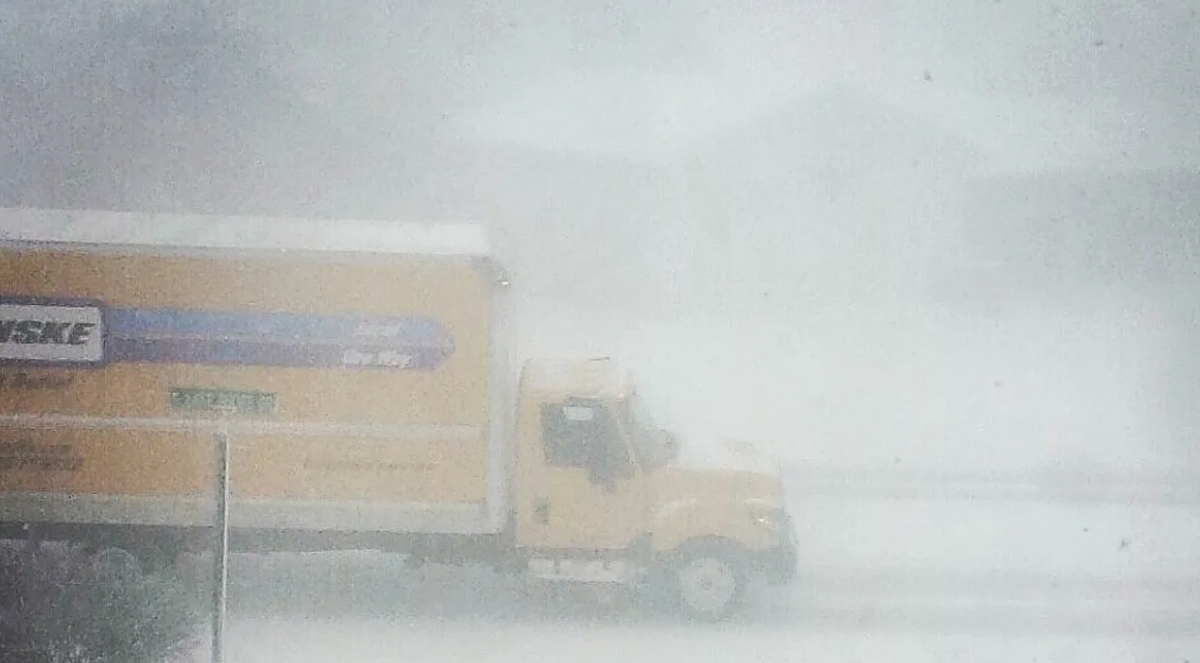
[619,393,671,471]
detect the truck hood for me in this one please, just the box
[654,438,786,507]
[675,436,782,478]
[652,464,785,511]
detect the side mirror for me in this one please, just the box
[587,464,617,493]
[587,440,632,492]
[664,432,680,461]
[610,455,635,480]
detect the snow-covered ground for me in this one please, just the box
[198,616,1199,663]
[179,465,1200,663]
[184,492,1200,663]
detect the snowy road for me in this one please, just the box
[212,616,1199,663]
[185,483,1200,663]
[192,554,1200,663]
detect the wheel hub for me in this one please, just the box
[678,556,737,615]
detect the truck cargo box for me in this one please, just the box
[0,209,513,539]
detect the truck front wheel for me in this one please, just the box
[670,543,748,622]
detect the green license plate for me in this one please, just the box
[169,388,276,415]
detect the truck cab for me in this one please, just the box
[510,358,797,620]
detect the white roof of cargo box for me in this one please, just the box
[0,207,491,257]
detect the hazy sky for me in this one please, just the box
[3,0,1194,180]
[0,0,1195,475]
[244,0,1198,169]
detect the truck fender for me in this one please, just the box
[649,498,702,554]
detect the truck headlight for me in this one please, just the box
[748,505,784,533]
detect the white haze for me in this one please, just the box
[515,292,1176,474]
[3,0,1199,661]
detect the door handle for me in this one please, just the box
[533,497,550,525]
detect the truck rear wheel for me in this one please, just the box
[90,546,144,580]
[84,539,175,578]
[671,544,747,622]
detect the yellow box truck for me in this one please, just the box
[0,208,796,620]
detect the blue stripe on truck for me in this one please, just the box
[104,307,455,370]
[2,296,455,370]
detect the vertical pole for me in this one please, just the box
[211,430,231,663]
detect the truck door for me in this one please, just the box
[515,398,649,553]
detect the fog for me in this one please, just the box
[2,0,1198,661]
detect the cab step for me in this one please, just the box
[527,557,643,584]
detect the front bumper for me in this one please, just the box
[753,513,797,584]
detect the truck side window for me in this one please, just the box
[540,403,628,469]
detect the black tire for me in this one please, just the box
[89,545,145,581]
[84,539,175,578]
[133,541,178,576]
[669,542,748,622]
